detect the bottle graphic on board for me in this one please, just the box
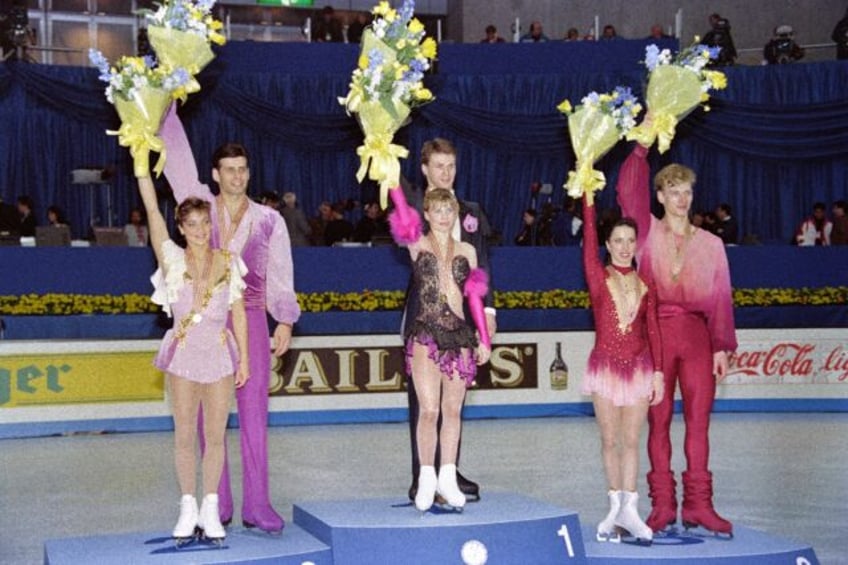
[550,341,569,390]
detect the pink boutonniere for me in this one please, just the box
[462,214,478,234]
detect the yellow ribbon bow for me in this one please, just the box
[356,133,409,209]
[626,111,679,154]
[564,161,607,206]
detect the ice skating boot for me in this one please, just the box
[172,494,199,543]
[646,470,678,533]
[414,466,437,512]
[681,470,733,537]
[198,493,226,544]
[436,464,466,511]
[596,490,622,543]
[614,491,653,544]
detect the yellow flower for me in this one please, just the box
[421,37,437,59]
[384,9,397,22]
[358,53,369,69]
[705,70,727,89]
[557,99,573,114]
[408,18,424,34]
[373,1,390,16]
[396,39,407,49]
[414,88,433,101]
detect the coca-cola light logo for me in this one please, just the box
[724,342,848,384]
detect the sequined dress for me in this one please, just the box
[580,203,662,406]
[151,240,248,383]
[404,251,478,386]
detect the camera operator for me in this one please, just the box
[764,25,804,64]
[833,7,848,60]
[1,0,35,61]
[702,13,737,66]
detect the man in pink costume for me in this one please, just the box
[616,142,737,536]
[160,104,300,533]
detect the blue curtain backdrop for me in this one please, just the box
[1,40,847,243]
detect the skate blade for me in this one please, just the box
[682,521,734,539]
[596,531,622,543]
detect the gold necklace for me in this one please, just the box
[216,195,250,250]
[186,246,214,324]
[428,232,456,304]
[609,266,639,333]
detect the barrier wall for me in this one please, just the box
[2,329,845,439]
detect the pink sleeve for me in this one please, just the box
[160,103,211,203]
[615,144,652,248]
[581,195,605,300]
[265,212,301,324]
[707,243,738,353]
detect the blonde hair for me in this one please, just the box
[654,163,697,191]
[423,188,459,213]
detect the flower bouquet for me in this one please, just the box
[558,87,642,205]
[90,49,190,177]
[626,41,728,153]
[338,0,437,209]
[140,0,226,98]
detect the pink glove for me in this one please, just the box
[463,268,491,349]
[388,187,422,244]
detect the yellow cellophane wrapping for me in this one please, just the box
[351,30,412,209]
[108,85,171,178]
[564,107,621,206]
[147,26,215,95]
[626,65,702,154]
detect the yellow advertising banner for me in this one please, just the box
[0,352,164,407]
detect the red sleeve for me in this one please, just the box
[644,280,663,371]
[581,195,605,300]
[615,144,652,249]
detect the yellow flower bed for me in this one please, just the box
[0,287,845,316]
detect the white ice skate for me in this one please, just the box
[436,464,466,512]
[415,466,438,513]
[596,490,622,543]
[198,493,226,546]
[172,494,199,547]
[614,491,653,545]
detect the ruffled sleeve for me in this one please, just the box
[228,253,248,306]
[150,239,186,318]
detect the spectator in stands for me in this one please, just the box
[514,208,538,246]
[309,201,333,246]
[124,207,149,247]
[763,25,804,64]
[601,24,620,40]
[520,21,549,43]
[16,195,36,237]
[795,202,832,246]
[281,192,312,247]
[551,196,583,245]
[702,14,737,66]
[0,196,18,233]
[832,7,848,59]
[481,24,505,43]
[691,210,705,229]
[259,190,281,211]
[352,201,389,243]
[312,6,344,43]
[46,205,69,227]
[702,211,718,235]
[564,27,580,41]
[323,202,354,246]
[831,200,847,244]
[647,24,671,40]
[346,11,370,44]
[714,203,738,245]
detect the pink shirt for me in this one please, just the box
[160,107,300,324]
[616,145,737,353]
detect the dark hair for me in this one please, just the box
[47,205,67,223]
[813,202,826,211]
[421,138,456,164]
[212,143,249,169]
[834,200,847,212]
[17,195,33,209]
[175,198,211,226]
[605,216,638,241]
[718,202,732,215]
[486,25,496,34]
[524,208,537,217]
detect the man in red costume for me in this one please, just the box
[616,140,737,536]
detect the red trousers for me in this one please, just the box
[648,313,715,474]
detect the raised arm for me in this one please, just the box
[615,144,652,248]
[581,194,605,298]
[160,102,211,203]
[137,175,169,266]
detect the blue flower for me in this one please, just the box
[645,44,660,71]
